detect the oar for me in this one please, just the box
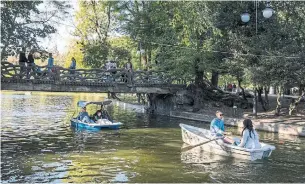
[181,136,224,152]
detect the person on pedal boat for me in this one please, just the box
[94,105,113,122]
[210,111,234,143]
[77,107,93,123]
[94,110,113,125]
[94,110,103,121]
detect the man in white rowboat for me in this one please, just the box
[210,111,234,144]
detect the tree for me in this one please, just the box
[0,1,70,60]
[72,1,119,68]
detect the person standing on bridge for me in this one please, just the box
[105,60,112,81]
[232,83,237,93]
[227,83,233,92]
[70,57,76,70]
[69,57,76,76]
[18,52,28,78]
[124,59,133,83]
[47,53,54,72]
[26,52,35,79]
[125,59,133,72]
[110,60,117,81]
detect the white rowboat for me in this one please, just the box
[180,123,276,161]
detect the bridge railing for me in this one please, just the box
[1,62,188,86]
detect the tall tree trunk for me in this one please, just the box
[264,86,270,110]
[289,91,304,116]
[299,84,304,96]
[147,45,152,70]
[193,57,204,112]
[253,88,258,117]
[103,3,111,43]
[238,79,246,100]
[143,54,148,70]
[211,70,219,87]
[275,86,282,115]
[193,32,205,112]
[257,87,266,111]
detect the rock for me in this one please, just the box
[176,90,194,105]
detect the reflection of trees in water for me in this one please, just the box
[180,144,268,183]
[181,144,226,165]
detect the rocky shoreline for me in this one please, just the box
[170,111,305,137]
[112,99,305,137]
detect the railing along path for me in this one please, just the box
[1,62,188,87]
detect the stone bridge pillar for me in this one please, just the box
[146,93,176,115]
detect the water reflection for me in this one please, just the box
[1,91,305,183]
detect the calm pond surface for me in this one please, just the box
[1,91,305,183]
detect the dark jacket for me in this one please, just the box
[19,52,27,63]
[27,54,34,63]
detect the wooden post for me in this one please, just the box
[137,93,141,104]
[253,89,257,117]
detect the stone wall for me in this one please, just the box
[170,111,305,137]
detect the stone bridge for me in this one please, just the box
[1,62,187,94]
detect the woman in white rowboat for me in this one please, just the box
[235,119,261,149]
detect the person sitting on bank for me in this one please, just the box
[210,111,234,143]
[77,107,92,123]
[236,119,261,149]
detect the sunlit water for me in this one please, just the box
[1,91,305,183]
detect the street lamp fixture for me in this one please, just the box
[262,2,273,18]
[240,1,273,23]
[241,12,250,23]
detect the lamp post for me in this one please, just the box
[137,42,145,70]
[240,1,274,117]
[241,0,274,34]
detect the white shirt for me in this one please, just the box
[112,62,117,69]
[238,129,261,149]
[106,62,112,70]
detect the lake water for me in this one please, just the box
[1,91,305,183]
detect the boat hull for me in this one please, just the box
[71,119,123,130]
[180,123,275,161]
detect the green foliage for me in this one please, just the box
[0,1,70,60]
[63,40,86,69]
[65,1,305,92]
[108,36,135,68]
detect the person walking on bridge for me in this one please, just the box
[47,53,54,72]
[124,59,133,83]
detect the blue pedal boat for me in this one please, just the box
[70,119,123,130]
[70,100,123,130]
